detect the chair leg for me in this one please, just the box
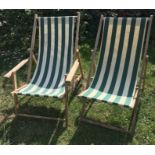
[13,93,19,114]
[80,99,93,119]
[128,99,139,135]
[64,94,68,128]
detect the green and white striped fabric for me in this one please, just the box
[79,17,148,109]
[18,16,75,98]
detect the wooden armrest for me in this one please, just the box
[66,59,79,83]
[4,58,29,78]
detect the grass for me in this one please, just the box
[0,42,155,145]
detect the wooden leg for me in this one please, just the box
[128,98,140,134]
[13,93,19,114]
[142,55,149,91]
[64,95,68,128]
[80,99,93,119]
[64,81,69,128]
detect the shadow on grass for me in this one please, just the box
[0,104,66,144]
[69,100,142,145]
[69,122,132,145]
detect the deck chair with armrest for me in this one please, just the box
[78,15,153,134]
[3,12,84,127]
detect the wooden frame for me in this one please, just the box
[80,15,153,135]
[3,12,83,128]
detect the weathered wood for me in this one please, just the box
[27,14,38,83]
[143,15,153,59]
[76,49,84,78]
[64,75,69,127]
[129,93,140,134]
[139,15,153,92]
[4,58,29,78]
[32,54,37,64]
[66,59,79,83]
[0,113,16,123]
[12,72,17,90]
[11,84,27,94]
[80,118,129,134]
[142,55,149,91]
[17,113,65,121]
[74,12,80,60]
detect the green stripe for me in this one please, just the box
[82,87,94,97]
[39,17,51,87]
[93,91,102,99]
[117,18,136,96]
[54,17,65,88]
[99,18,118,91]
[46,17,58,88]
[91,17,110,88]
[66,17,73,73]
[127,18,147,97]
[124,97,132,107]
[108,18,127,94]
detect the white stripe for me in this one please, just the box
[35,17,48,85]
[86,88,98,98]
[26,18,48,94]
[122,19,141,96]
[32,17,56,95]
[131,18,147,97]
[94,18,114,90]
[21,84,38,94]
[27,18,48,94]
[118,96,127,106]
[96,92,107,100]
[113,18,132,95]
[49,17,62,88]
[107,94,117,103]
[103,18,122,93]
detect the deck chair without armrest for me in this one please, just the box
[3,12,84,127]
[78,15,153,134]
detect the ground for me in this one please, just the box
[0,43,155,145]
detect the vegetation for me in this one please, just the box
[0,9,155,144]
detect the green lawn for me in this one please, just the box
[0,43,155,145]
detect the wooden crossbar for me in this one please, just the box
[17,113,65,121]
[80,118,129,134]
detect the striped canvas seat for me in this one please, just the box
[18,16,75,98]
[79,17,148,109]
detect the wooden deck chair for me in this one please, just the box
[3,12,84,127]
[78,15,153,134]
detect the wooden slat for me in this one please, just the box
[74,12,80,58]
[27,14,38,82]
[17,113,65,121]
[0,113,16,123]
[66,59,79,83]
[76,49,84,78]
[12,72,17,90]
[80,118,129,133]
[4,58,29,78]
[11,84,27,94]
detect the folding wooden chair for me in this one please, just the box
[3,12,84,127]
[78,15,153,134]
